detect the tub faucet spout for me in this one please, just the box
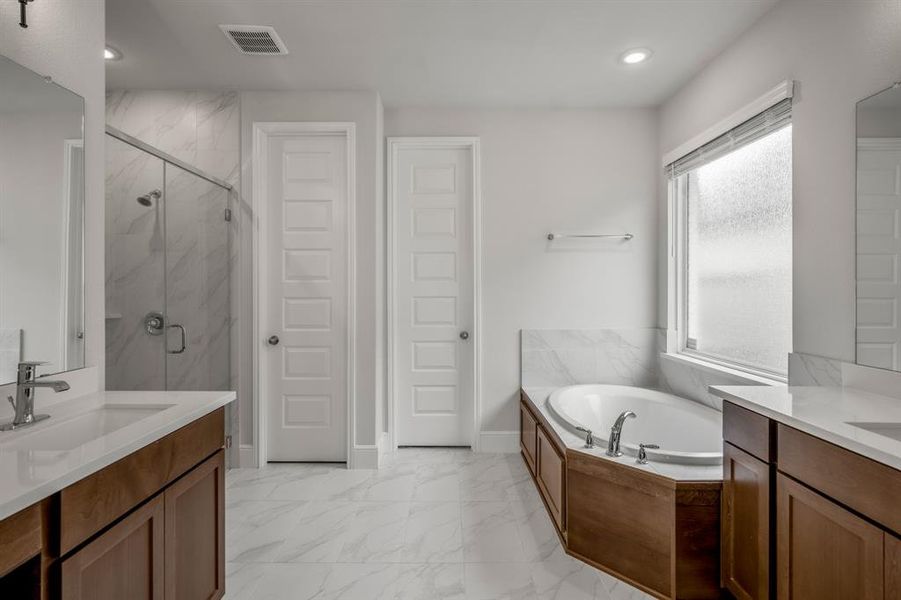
[606,411,636,457]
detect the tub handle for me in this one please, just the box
[575,427,594,448]
[637,443,660,465]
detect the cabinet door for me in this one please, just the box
[888,533,901,600]
[536,427,565,532]
[520,401,537,475]
[165,449,225,600]
[776,473,884,600]
[721,442,771,600]
[61,495,164,600]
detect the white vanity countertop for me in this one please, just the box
[0,389,235,521]
[710,385,901,471]
[522,386,722,482]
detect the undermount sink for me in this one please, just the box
[7,404,174,452]
[846,421,901,443]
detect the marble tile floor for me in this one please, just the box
[224,448,652,600]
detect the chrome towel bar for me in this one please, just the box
[546,232,633,241]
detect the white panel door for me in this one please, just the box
[394,144,474,446]
[266,134,347,461]
[857,140,901,371]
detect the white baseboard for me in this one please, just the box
[478,430,519,453]
[239,444,257,468]
[350,445,379,469]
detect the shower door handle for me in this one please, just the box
[168,323,187,354]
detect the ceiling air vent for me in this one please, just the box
[219,25,288,56]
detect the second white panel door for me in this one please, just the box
[266,133,348,462]
[394,143,474,446]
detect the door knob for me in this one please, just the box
[459,331,470,340]
[267,335,280,346]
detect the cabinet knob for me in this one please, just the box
[267,335,280,346]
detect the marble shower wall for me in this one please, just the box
[105,90,240,457]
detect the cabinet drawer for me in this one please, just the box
[778,424,900,533]
[60,408,224,555]
[520,401,537,475]
[537,426,565,532]
[723,401,774,462]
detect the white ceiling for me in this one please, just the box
[106,0,778,108]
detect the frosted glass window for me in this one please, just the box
[681,124,792,375]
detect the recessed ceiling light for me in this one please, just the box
[104,46,121,61]
[620,48,652,65]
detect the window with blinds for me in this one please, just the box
[667,99,792,378]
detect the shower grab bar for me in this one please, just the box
[168,324,187,354]
[546,232,634,241]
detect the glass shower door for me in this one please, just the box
[164,164,231,391]
[105,136,167,390]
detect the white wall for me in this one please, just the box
[386,108,659,434]
[0,0,105,392]
[858,106,901,138]
[658,0,901,366]
[241,91,384,460]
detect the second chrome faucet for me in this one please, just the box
[606,410,636,457]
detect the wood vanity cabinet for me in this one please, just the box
[0,408,226,600]
[60,450,225,600]
[721,399,901,600]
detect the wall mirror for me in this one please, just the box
[0,54,85,383]
[856,82,901,372]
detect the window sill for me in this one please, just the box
[660,352,787,387]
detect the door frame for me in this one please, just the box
[386,137,482,451]
[252,122,357,467]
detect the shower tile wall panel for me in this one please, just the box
[520,329,660,388]
[105,91,239,448]
[106,90,240,184]
[520,328,774,411]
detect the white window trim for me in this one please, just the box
[665,82,795,385]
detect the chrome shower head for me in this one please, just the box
[137,189,161,207]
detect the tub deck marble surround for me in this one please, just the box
[522,387,721,482]
[223,449,654,600]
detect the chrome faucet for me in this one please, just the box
[636,443,659,465]
[575,426,594,448]
[606,410,636,457]
[1,362,69,431]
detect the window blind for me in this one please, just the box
[666,98,792,178]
